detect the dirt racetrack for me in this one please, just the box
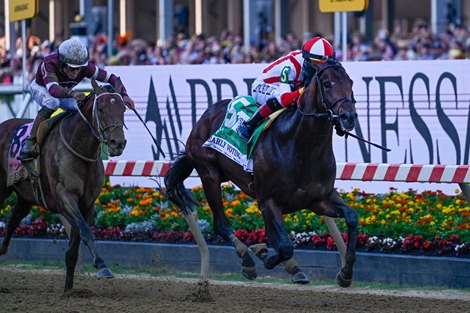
[0,269,468,313]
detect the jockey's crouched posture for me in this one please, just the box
[237,36,336,142]
[18,38,135,161]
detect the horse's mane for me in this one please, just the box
[101,84,116,93]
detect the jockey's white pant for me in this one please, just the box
[30,80,79,111]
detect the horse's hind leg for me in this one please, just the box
[199,173,257,280]
[255,199,295,270]
[0,194,32,255]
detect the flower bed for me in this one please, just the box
[1,182,469,257]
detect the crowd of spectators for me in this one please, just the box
[1,18,470,86]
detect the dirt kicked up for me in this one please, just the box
[0,269,468,313]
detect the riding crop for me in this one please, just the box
[345,131,391,152]
[132,108,166,158]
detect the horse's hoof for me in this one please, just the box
[336,271,352,288]
[96,267,114,279]
[292,271,310,284]
[241,265,257,280]
[250,243,268,258]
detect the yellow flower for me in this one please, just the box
[245,205,261,215]
[347,192,355,201]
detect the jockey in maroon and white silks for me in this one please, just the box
[19,38,135,161]
[34,52,129,102]
[238,36,336,142]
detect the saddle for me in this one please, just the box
[36,111,69,146]
[202,96,286,172]
[7,112,70,209]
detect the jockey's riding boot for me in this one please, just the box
[18,107,54,161]
[238,98,285,142]
[238,110,265,142]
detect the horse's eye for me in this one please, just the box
[323,81,333,89]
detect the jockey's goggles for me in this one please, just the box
[64,64,85,72]
[302,51,336,63]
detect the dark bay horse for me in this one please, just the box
[0,79,127,291]
[165,60,358,287]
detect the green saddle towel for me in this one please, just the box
[202,96,270,172]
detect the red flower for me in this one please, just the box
[326,236,335,250]
[423,240,431,249]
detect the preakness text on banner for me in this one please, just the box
[106,60,470,193]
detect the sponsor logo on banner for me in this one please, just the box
[106,61,470,189]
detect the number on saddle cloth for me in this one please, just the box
[224,95,258,127]
[7,123,33,186]
[9,123,32,159]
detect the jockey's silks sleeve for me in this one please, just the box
[279,88,302,107]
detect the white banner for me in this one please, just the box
[107,61,470,193]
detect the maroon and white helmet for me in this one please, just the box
[58,38,89,68]
[302,37,335,62]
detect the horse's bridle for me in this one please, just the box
[91,92,125,144]
[60,91,125,162]
[298,61,356,123]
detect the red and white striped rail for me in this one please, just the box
[103,160,470,183]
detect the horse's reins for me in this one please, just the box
[59,91,125,162]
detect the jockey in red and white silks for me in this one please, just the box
[238,36,336,142]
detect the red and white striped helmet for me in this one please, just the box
[302,37,335,62]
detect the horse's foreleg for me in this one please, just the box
[337,204,358,287]
[320,192,358,288]
[64,225,81,292]
[261,201,294,270]
[250,244,310,284]
[0,196,32,255]
[58,193,114,281]
[200,176,257,280]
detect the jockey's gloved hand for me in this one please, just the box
[123,95,135,110]
[70,91,86,101]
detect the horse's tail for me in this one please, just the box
[164,153,198,215]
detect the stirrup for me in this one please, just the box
[237,124,253,142]
[18,142,39,161]
[18,152,38,162]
